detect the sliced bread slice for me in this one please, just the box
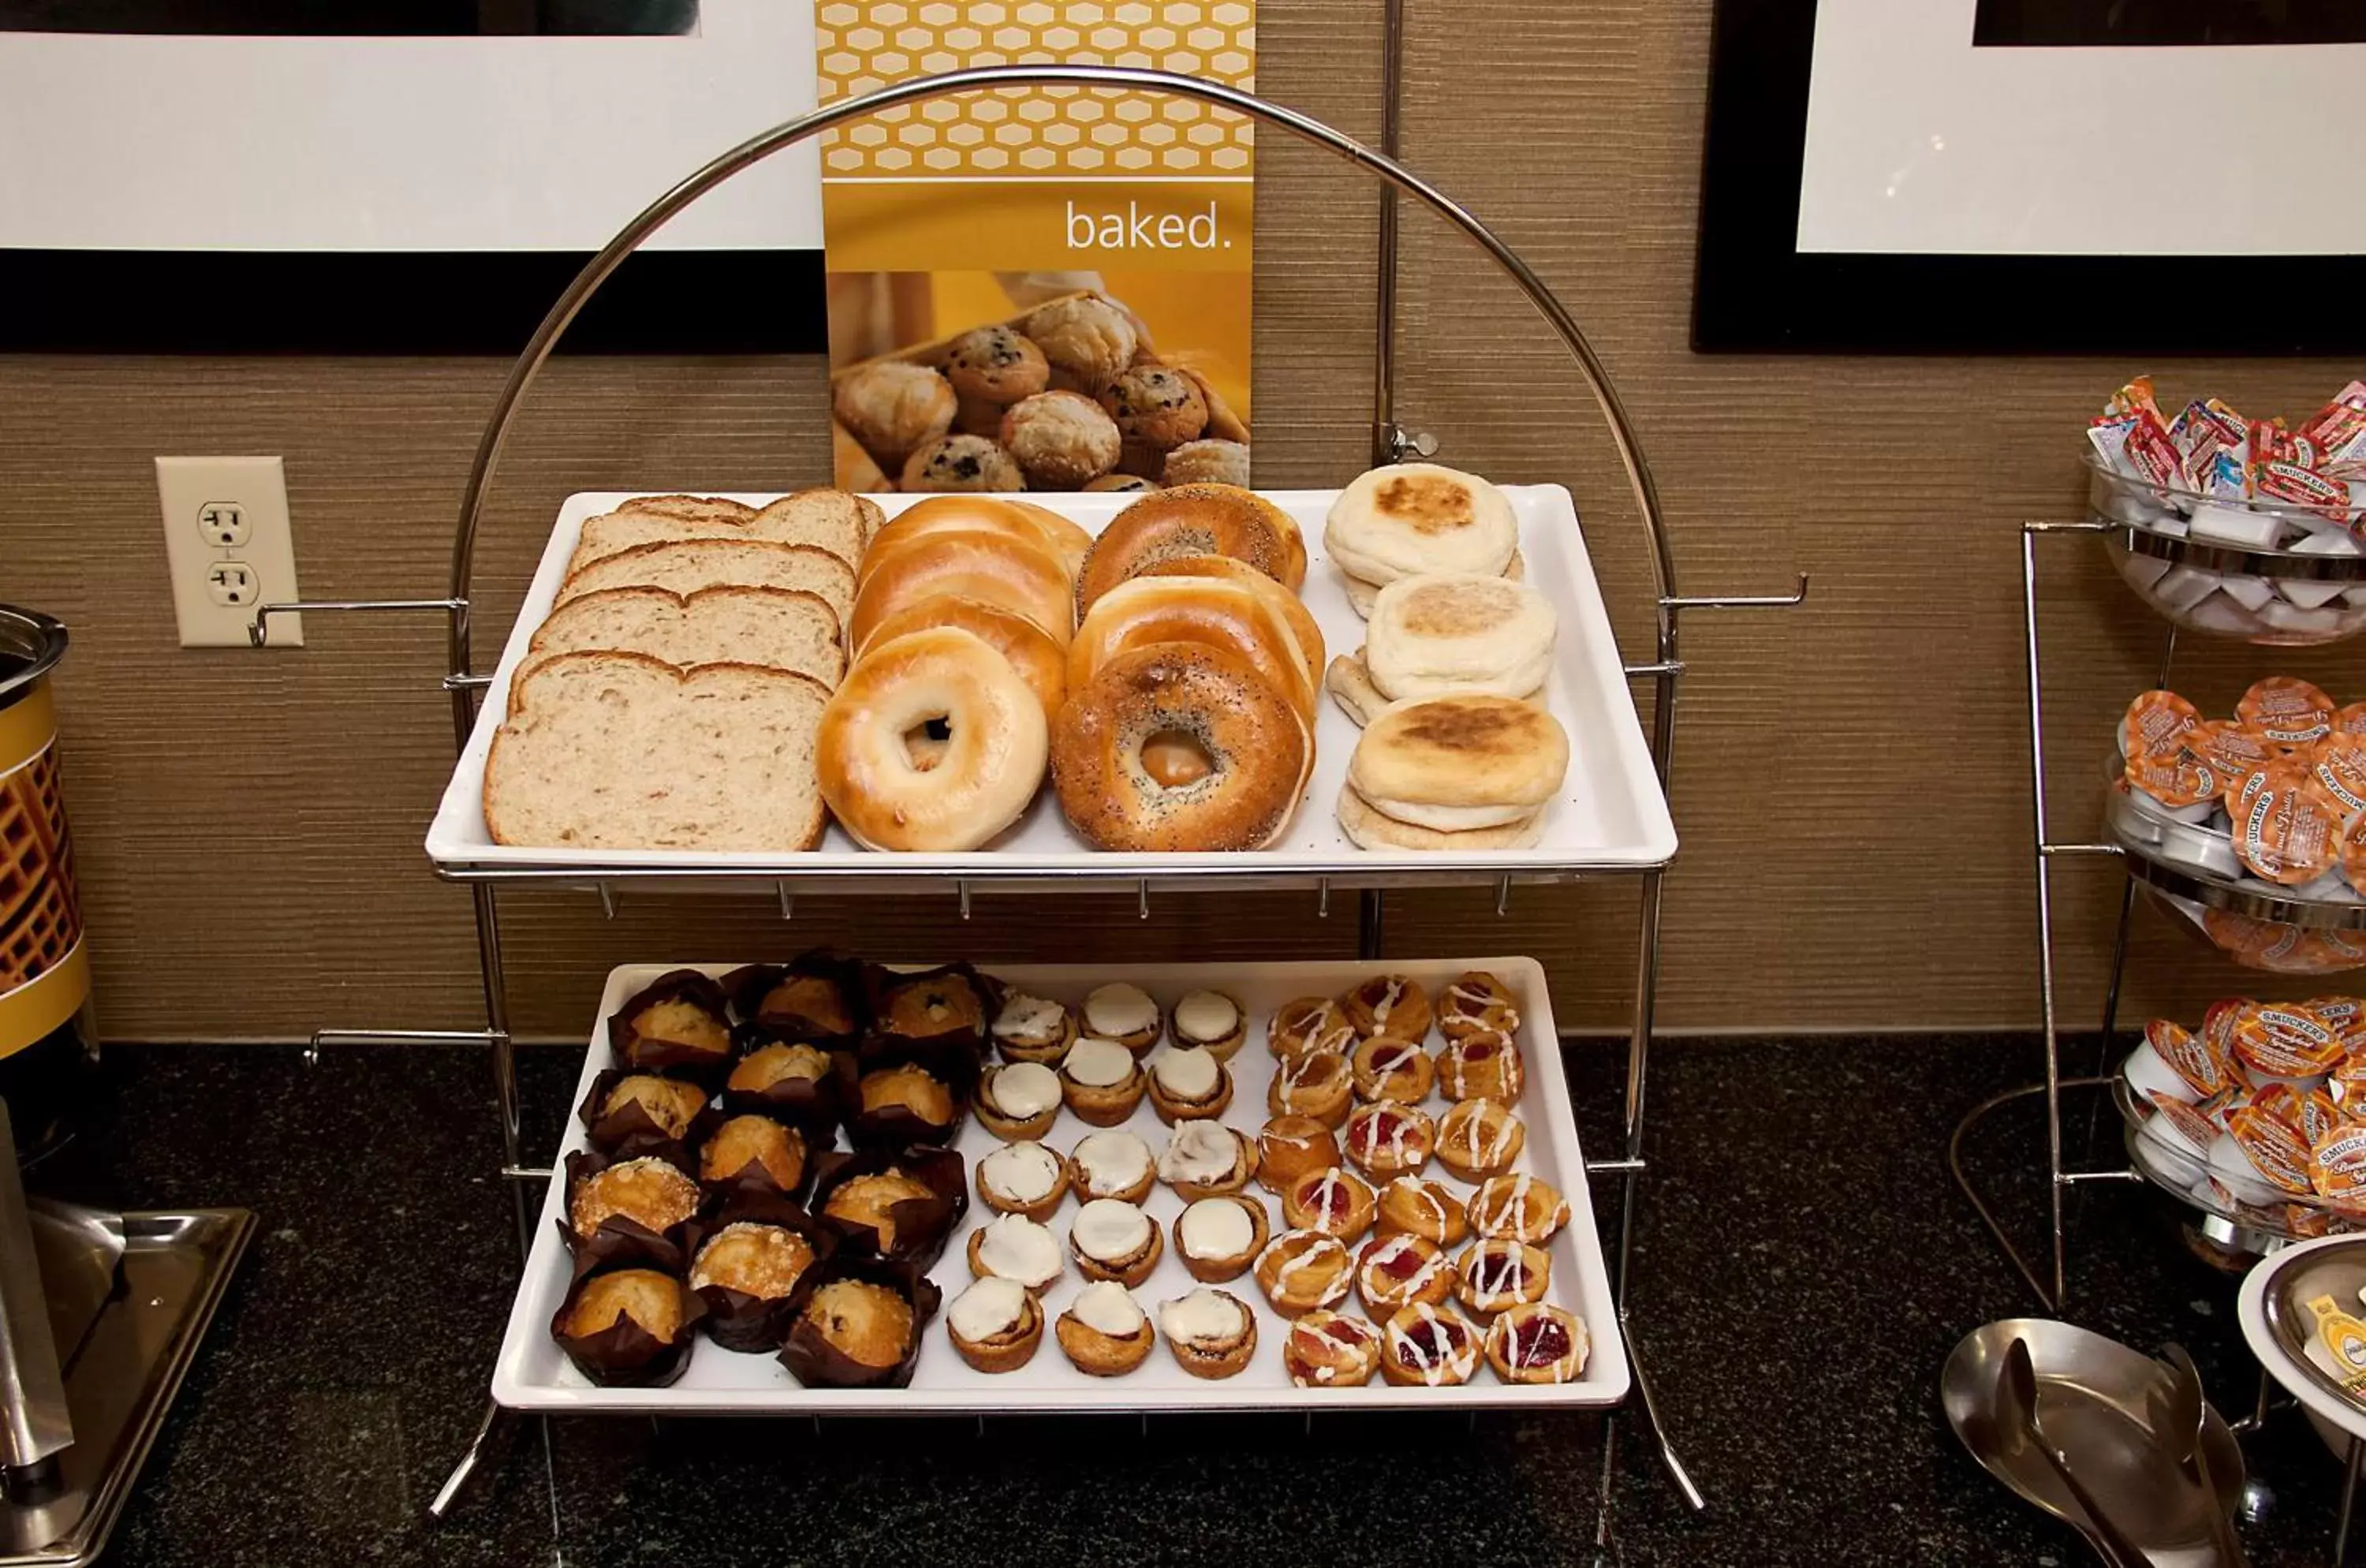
[567,488,868,577]
[522,584,845,704]
[615,494,756,525]
[483,651,830,851]
[554,539,855,629]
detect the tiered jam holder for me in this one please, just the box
[1956,460,2366,1563]
[247,59,1805,1559]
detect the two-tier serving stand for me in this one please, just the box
[1955,464,2366,1559]
[248,59,1804,1558]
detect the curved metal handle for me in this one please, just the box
[446,64,1683,686]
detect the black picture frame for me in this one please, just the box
[1690,0,2366,355]
[0,248,827,356]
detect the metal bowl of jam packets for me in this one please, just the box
[607,969,737,1081]
[550,1266,707,1387]
[805,1144,968,1271]
[681,1194,838,1354]
[861,961,1002,1055]
[2088,454,2366,649]
[722,949,870,1049]
[557,1147,698,1277]
[776,1256,943,1391]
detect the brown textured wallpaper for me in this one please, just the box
[2,0,2359,1043]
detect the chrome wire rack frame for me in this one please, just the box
[251,61,1806,1551]
[1953,519,2328,1312]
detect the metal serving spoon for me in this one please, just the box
[2000,1337,2151,1568]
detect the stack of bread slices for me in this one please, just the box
[1323,465,1571,851]
[482,491,879,852]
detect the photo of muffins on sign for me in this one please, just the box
[813,0,1256,495]
[827,280,1252,495]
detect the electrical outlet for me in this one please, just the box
[156,457,303,647]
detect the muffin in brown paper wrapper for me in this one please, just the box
[722,949,870,1047]
[862,961,1003,1056]
[689,1103,817,1206]
[680,1194,838,1353]
[607,969,737,1079]
[839,1034,980,1151]
[717,1034,848,1142]
[776,1254,943,1391]
[577,1068,710,1163]
[558,1148,696,1278]
[806,1144,968,1270]
[550,1267,707,1387]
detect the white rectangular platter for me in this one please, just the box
[425,487,1676,888]
[491,958,1629,1413]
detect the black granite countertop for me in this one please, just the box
[59,1033,2363,1566]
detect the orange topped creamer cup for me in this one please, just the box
[2120,689,2203,760]
[2125,747,2221,812]
[2232,763,2343,885]
[2239,676,2336,751]
[2141,1016,2239,1099]
[2310,734,2366,824]
[2191,721,2279,805]
[2229,1100,2317,1194]
[2335,701,2366,739]
[2230,999,2344,1081]
[2314,1121,2366,1207]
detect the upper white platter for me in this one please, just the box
[425,487,1676,890]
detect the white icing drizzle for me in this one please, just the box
[1296,1169,1361,1231]
[1159,1289,1247,1346]
[1084,983,1159,1039]
[1274,1053,1345,1109]
[980,1141,1062,1204]
[1179,1198,1256,1259]
[1364,1039,1423,1078]
[977,1214,1063,1289]
[1072,1198,1152,1262]
[1073,1131,1153,1193]
[1465,1241,1534,1302]
[1268,1232,1349,1306]
[1390,1303,1476,1385]
[1070,1279,1145,1337]
[1386,1178,1451,1236]
[1442,977,1517,1030]
[1359,1235,1449,1302]
[948,1277,1028,1342]
[1172,990,1240,1043]
[1062,1037,1137,1088]
[992,993,1068,1041]
[1159,1122,1242,1185]
[987,1062,1062,1119]
[1151,1045,1221,1100]
[1449,1100,1518,1164]
[1360,977,1412,1027]
[1350,1105,1427,1168]
[1274,1001,1356,1057]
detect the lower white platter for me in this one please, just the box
[491,958,1629,1413]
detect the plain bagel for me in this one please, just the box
[1051,642,1308,852]
[856,593,1067,730]
[1133,553,1325,699]
[817,625,1050,852]
[1069,577,1316,724]
[864,495,1094,581]
[849,528,1075,651]
[1076,484,1303,614]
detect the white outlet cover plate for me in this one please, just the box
[155,456,301,648]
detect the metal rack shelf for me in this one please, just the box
[253,55,1804,1559]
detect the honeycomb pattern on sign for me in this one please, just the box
[815,2,1254,178]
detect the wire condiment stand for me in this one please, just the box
[248,62,1805,1555]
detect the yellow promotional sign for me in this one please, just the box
[817,0,1256,492]
[0,683,88,1058]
